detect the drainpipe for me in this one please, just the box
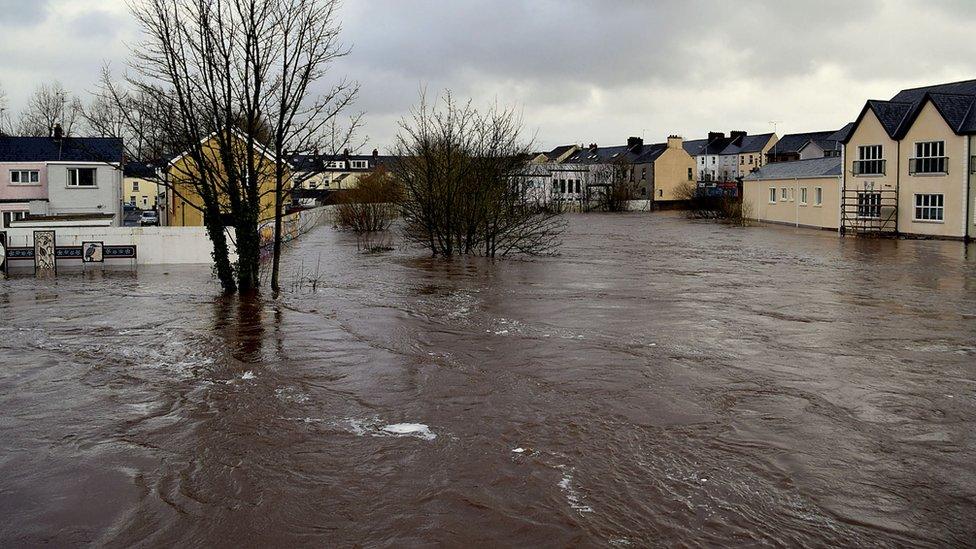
[795,177,799,228]
[962,136,973,242]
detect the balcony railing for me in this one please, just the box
[852,159,886,176]
[909,157,949,175]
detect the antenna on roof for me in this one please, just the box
[769,120,782,134]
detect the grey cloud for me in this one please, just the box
[0,0,51,25]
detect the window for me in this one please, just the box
[67,168,97,187]
[560,180,566,194]
[780,187,788,201]
[132,181,140,192]
[749,155,754,164]
[914,193,944,221]
[641,167,647,180]
[800,187,808,205]
[350,160,368,169]
[575,180,581,193]
[857,192,881,218]
[687,168,693,181]
[854,145,884,175]
[815,187,823,206]
[769,187,777,203]
[739,156,744,165]
[640,187,646,196]
[2,211,28,228]
[130,195,136,204]
[658,189,663,198]
[970,155,976,174]
[10,170,40,184]
[327,161,346,169]
[711,157,715,164]
[910,141,947,174]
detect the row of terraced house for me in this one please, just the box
[743,79,976,240]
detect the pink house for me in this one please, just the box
[0,134,124,229]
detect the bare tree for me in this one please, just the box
[0,83,11,135]
[588,156,637,212]
[99,0,358,295]
[17,82,83,137]
[260,0,362,293]
[392,91,564,258]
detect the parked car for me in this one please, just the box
[140,210,160,226]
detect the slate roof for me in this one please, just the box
[123,161,159,178]
[744,157,842,181]
[843,79,976,143]
[683,133,775,156]
[767,131,836,156]
[720,133,775,155]
[564,142,669,165]
[544,144,576,162]
[682,138,709,156]
[0,136,124,163]
[826,123,854,143]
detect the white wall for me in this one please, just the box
[3,225,237,265]
[3,206,336,267]
[46,163,122,225]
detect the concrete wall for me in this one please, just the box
[653,146,696,201]
[46,163,122,225]
[3,225,236,266]
[744,175,841,230]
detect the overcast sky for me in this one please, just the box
[2,0,975,151]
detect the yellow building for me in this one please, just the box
[840,80,976,240]
[122,162,159,210]
[743,157,842,230]
[632,136,697,204]
[165,131,287,227]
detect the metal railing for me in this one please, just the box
[852,159,886,176]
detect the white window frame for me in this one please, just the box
[800,187,808,205]
[854,145,884,176]
[350,160,368,169]
[913,193,944,222]
[768,187,777,204]
[910,141,947,175]
[10,170,40,185]
[857,191,882,219]
[132,180,140,192]
[67,167,98,188]
[814,187,823,207]
[780,187,788,201]
[327,161,346,169]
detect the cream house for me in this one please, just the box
[743,157,842,230]
[840,80,976,240]
[122,162,160,210]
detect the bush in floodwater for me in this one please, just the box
[674,182,750,226]
[335,167,402,233]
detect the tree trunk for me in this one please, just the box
[270,169,284,294]
[203,209,237,294]
[235,213,261,294]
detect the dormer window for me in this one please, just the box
[910,141,947,175]
[327,161,346,169]
[350,160,368,169]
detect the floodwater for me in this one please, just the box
[1,213,975,547]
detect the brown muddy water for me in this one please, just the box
[1,213,975,547]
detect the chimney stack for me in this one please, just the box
[627,136,643,152]
[667,135,683,149]
[707,131,724,143]
[52,124,64,140]
[372,148,378,158]
[730,130,747,142]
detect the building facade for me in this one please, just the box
[743,157,842,230]
[123,162,160,210]
[841,80,976,239]
[0,134,123,229]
